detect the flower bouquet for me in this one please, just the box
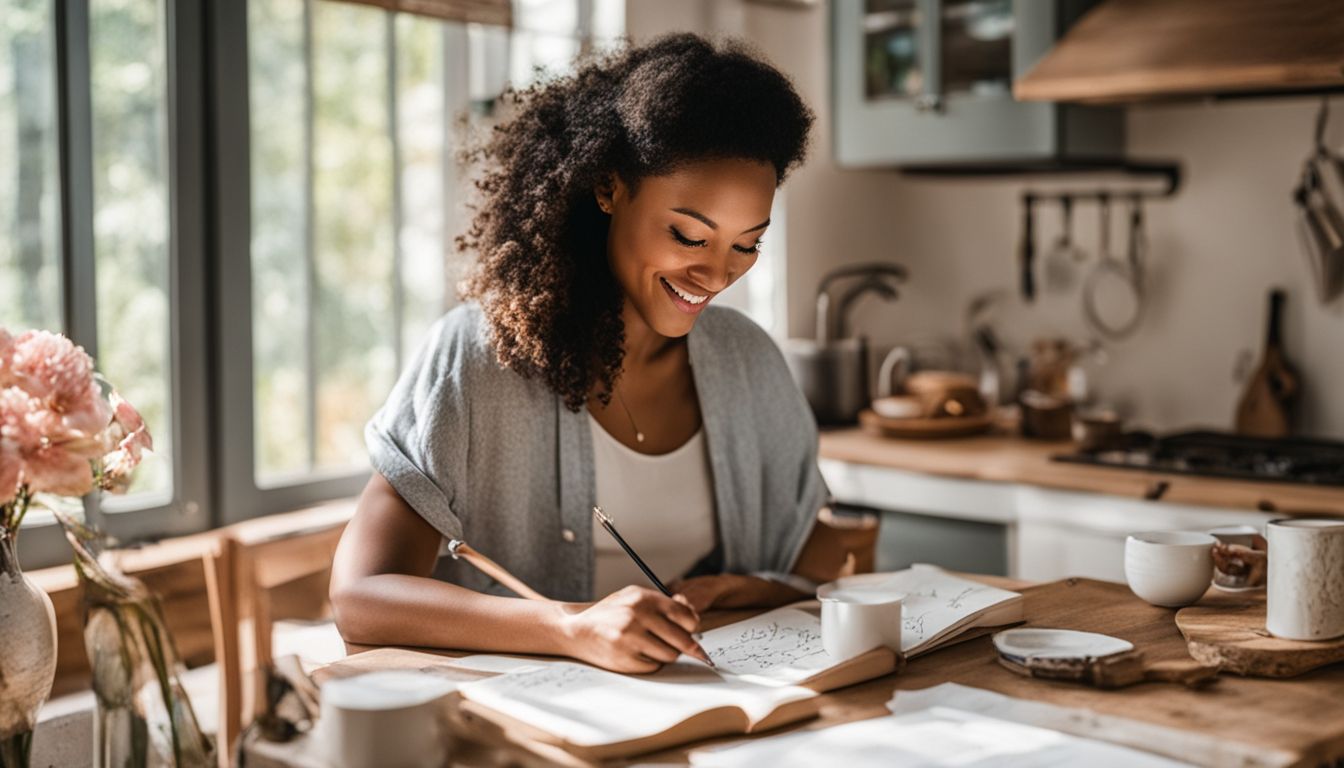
[0,328,212,767]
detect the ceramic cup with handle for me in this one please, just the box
[1124,531,1215,608]
[1266,518,1344,641]
[1208,524,1268,590]
[816,579,904,661]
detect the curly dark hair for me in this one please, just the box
[457,32,814,412]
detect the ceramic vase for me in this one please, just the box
[0,531,58,768]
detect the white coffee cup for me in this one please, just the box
[1266,518,1344,641]
[316,671,458,768]
[1124,531,1215,608]
[816,581,904,661]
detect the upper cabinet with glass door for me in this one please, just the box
[833,0,1122,167]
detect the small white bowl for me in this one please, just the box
[1124,531,1215,608]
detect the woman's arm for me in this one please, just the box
[329,473,711,673]
[670,507,873,613]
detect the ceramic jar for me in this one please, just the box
[1266,518,1344,641]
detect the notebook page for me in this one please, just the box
[831,565,1021,655]
[697,607,837,686]
[891,566,1022,654]
[458,659,815,747]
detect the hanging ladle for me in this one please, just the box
[1082,193,1145,340]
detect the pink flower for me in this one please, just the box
[109,392,149,448]
[23,442,95,496]
[0,385,102,498]
[7,330,111,435]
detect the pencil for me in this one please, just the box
[592,506,715,668]
[593,505,672,596]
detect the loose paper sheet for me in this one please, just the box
[689,707,1190,767]
[886,684,1293,768]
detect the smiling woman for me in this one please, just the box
[329,32,837,675]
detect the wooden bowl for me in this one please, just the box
[859,408,993,440]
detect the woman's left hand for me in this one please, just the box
[669,574,809,614]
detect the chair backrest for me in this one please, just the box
[204,521,346,766]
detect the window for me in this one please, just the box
[3,0,211,569]
[4,0,623,568]
[218,0,626,523]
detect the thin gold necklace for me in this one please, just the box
[615,387,645,443]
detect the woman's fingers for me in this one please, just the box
[630,630,683,664]
[647,613,715,666]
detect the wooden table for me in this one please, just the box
[245,577,1344,767]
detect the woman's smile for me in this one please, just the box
[661,277,713,313]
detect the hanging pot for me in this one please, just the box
[0,530,58,768]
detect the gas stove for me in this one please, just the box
[1052,430,1344,487]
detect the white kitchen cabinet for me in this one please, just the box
[1014,486,1276,583]
[819,458,1279,582]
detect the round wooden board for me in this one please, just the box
[858,409,993,440]
[1176,600,1344,678]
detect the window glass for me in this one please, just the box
[515,0,576,36]
[0,0,62,334]
[310,1,396,471]
[396,13,449,362]
[90,0,172,503]
[250,0,311,481]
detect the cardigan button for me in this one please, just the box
[561,528,577,543]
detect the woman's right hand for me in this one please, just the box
[556,586,713,673]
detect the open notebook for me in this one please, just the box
[454,566,1022,761]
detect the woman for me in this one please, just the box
[330,33,843,673]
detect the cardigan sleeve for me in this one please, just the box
[364,308,475,541]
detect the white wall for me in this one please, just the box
[626,1,1344,438]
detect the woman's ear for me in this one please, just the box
[594,176,616,214]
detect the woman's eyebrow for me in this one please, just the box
[671,207,770,234]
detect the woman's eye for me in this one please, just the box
[669,226,707,248]
[734,240,763,255]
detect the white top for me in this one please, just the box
[588,412,718,598]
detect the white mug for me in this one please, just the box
[1266,518,1344,641]
[816,582,904,661]
[316,671,458,768]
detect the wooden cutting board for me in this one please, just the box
[1176,600,1344,677]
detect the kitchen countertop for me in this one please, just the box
[818,426,1344,516]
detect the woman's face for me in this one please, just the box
[597,157,776,340]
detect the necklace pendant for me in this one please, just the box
[636,431,645,443]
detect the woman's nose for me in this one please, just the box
[688,249,743,293]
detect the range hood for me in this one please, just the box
[1014,0,1344,104]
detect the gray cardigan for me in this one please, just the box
[365,302,828,602]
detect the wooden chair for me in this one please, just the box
[204,521,347,766]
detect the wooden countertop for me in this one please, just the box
[818,426,1344,516]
